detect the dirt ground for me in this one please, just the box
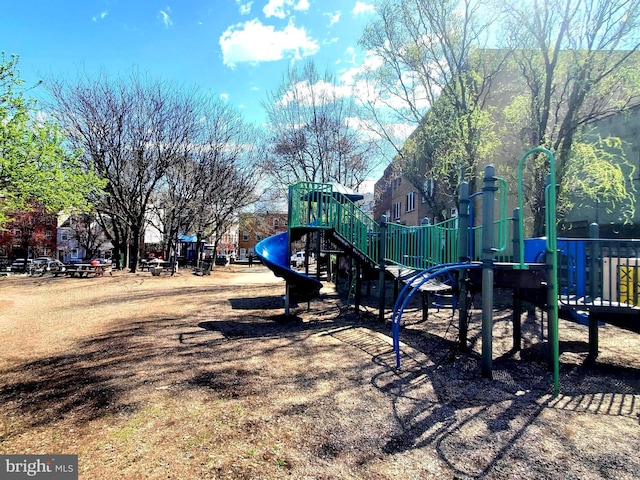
[0,264,638,479]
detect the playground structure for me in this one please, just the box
[255,148,640,394]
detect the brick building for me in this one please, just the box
[0,205,57,260]
[237,211,288,259]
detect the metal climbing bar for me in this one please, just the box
[515,147,559,395]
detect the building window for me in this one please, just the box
[13,228,21,236]
[406,192,416,212]
[273,218,279,228]
[393,202,402,220]
[61,232,68,241]
[71,249,78,259]
[243,231,249,241]
[256,233,263,242]
[45,230,52,239]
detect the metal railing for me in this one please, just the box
[385,218,459,268]
[551,237,640,309]
[288,182,640,312]
[288,182,464,269]
[288,182,380,265]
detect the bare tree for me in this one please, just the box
[149,99,260,266]
[47,71,201,271]
[68,213,109,261]
[499,0,640,234]
[262,60,381,197]
[148,157,198,261]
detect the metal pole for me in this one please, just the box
[378,215,388,323]
[512,207,522,351]
[517,147,559,395]
[458,182,470,352]
[588,222,600,360]
[544,174,556,367]
[286,185,294,317]
[481,165,497,378]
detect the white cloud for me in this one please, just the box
[92,11,107,22]
[295,0,310,12]
[277,79,354,108]
[263,0,310,19]
[236,0,253,15]
[338,49,382,85]
[220,93,230,101]
[159,8,173,28]
[325,11,341,27]
[220,19,319,68]
[353,1,375,15]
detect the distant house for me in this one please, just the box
[57,215,113,262]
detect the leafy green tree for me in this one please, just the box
[0,53,102,228]
[359,0,506,215]
[499,0,640,234]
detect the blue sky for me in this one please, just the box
[1,0,378,125]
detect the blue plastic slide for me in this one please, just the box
[254,231,322,302]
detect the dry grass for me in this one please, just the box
[0,265,638,479]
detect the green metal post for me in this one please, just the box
[458,182,470,352]
[481,165,497,378]
[512,208,522,352]
[517,147,559,395]
[544,174,557,369]
[285,185,294,317]
[378,215,388,323]
[355,262,361,314]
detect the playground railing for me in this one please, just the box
[329,198,380,264]
[470,216,514,262]
[289,182,334,228]
[288,182,380,265]
[385,217,459,269]
[534,237,640,308]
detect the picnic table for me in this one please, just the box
[147,260,175,276]
[62,263,112,278]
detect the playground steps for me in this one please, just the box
[325,229,377,271]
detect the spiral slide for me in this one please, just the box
[254,231,322,302]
